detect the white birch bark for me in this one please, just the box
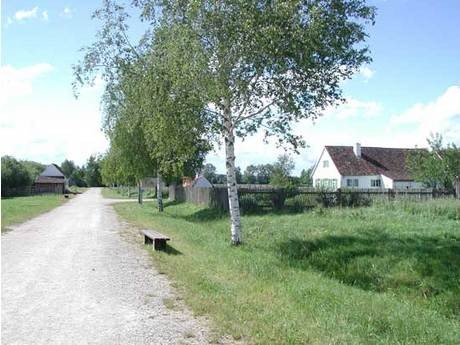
[224,112,242,245]
[157,174,164,212]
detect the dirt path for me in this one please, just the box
[1,188,214,345]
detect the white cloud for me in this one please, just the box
[0,64,54,106]
[389,85,460,146]
[0,64,108,166]
[5,7,49,26]
[359,66,375,81]
[324,97,382,120]
[61,7,74,18]
[14,7,39,21]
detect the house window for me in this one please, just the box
[371,179,381,187]
[346,179,359,187]
[315,178,338,190]
[323,160,329,168]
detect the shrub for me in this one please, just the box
[239,194,259,214]
[316,190,337,207]
[1,156,32,189]
[339,191,372,207]
[285,194,318,212]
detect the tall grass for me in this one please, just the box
[114,198,460,344]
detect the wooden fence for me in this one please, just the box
[2,184,64,197]
[170,184,456,211]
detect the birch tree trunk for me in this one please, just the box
[224,112,242,245]
[157,174,164,212]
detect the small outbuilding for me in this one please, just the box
[34,164,66,194]
[192,175,213,188]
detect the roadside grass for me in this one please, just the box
[114,199,460,345]
[1,194,69,232]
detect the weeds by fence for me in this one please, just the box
[170,184,456,213]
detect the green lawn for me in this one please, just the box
[113,199,460,345]
[1,194,69,232]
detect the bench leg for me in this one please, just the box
[154,239,166,251]
[145,236,153,245]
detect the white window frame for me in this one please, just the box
[323,160,329,168]
[371,179,381,187]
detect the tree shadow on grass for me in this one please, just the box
[163,200,185,208]
[182,207,228,223]
[277,232,460,317]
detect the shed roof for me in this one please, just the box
[39,164,65,178]
[192,176,213,188]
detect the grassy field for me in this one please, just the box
[1,194,69,232]
[114,199,460,344]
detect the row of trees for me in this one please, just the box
[1,155,103,190]
[74,0,376,244]
[60,156,103,187]
[202,154,313,187]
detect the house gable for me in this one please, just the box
[40,164,65,178]
[311,148,342,188]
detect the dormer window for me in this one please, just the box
[323,160,329,168]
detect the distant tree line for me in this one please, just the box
[1,155,104,190]
[202,154,313,187]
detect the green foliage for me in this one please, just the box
[239,194,259,214]
[270,154,295,188]
[70,168,87,187]
[285,194,318,212]
[242,164,274,184]
[60,159,77,178]
[299,167,313,186]
[408,133,460,188]
[84,155,103,187]
[21,160,45,182]
[339,190,372,207]
[114,198,460,344]
[1,156,32,189]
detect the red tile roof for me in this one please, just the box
[325,146,424,180]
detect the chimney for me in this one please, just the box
[354,143,362,158]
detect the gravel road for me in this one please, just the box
[2,188,216,345]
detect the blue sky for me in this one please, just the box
[1,0,459,174]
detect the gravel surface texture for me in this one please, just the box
[2,188,220,345]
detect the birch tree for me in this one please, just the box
[134,0,376,244]
[74,1,211,210]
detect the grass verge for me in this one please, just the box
[113,199,460,345]
[1,194,69,232]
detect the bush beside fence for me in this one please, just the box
[170,184,456,212]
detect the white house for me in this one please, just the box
[311,143,425,190]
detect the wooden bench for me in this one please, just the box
[142,230,170,251]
